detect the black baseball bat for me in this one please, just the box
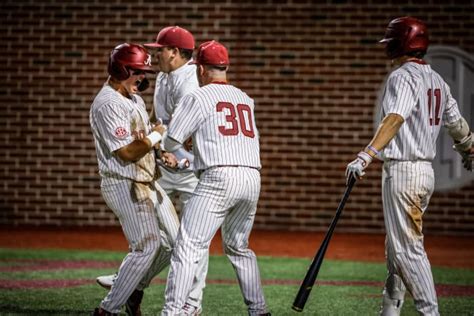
[292,175,357,312]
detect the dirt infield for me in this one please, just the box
[1,226,473,269]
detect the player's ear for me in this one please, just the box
[170,47,179,58]
[198,65,205,77]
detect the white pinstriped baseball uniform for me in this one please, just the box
[154,61,200,204]
[161,82,268,315]
[154,61,207,310]
[379,60,461,316]
[90,84,180,314]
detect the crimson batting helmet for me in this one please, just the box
[108,43,155,81]
[379,16,429,59]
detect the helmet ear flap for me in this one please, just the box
[384,38,403,59]
[108,54,131,81]
[137,78,150,92]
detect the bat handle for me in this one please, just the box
[177,158,190,170]
[347,174,356,188]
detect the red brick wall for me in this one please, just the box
[1,1,473,234]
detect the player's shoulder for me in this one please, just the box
[178,84,215,107]
[425,65,445,83]
[92,85,119,109]
[188,83,252,101]
[170,64,199,92]
[226,84,254,102]
[91,85,131,116]
[171,62,198,83]
[133,93,145,104]
[388,62,424,84]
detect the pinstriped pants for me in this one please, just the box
[382,161,439,316]
[158,167,208,308]
[99,177,179,314]
[162,167,268,315]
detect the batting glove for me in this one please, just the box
[346,151,373,185]
[460,147,474,172]
[453,132,473,172]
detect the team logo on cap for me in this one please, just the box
[114,127,128,139]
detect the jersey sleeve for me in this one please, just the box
[172,74,199,112]
[382,72,419,119]
[95,102,134,153]
[442,83,462,126]
[153,74,172,124]
[166,93,204,144]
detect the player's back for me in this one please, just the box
[382,61,460,161]
[191,83,261,170]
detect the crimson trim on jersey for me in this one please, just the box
[209,81,228,85]
[404,58,427,65]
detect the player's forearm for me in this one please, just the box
[115,132,162,162]
[366,113,404,156]
[115,140,153,162]
[446,117,472,151]
[173,146,194,162]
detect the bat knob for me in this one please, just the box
[291,305,303,312]
[177,158,190,170]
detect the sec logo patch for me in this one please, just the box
[114,127,128,139]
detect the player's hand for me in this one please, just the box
[345,151,373,185]
[152,123,167,135]
[453,133,473,172]
[161,152,178,169]
[132,130,146,140]
[460,146,474,172]
[184,137,193,151]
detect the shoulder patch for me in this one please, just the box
[114,127,128,139]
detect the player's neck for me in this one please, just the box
[393,56,426,66]
[203,72,227,85]
[108,78,132,99]
[169,57,188,73]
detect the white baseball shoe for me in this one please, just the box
[96,273,117,290]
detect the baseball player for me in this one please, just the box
[346,17,472,316]
[146,27,207,314]
[145,26,201,225]
[90,43,181,316]
[96,26,207,315]
[160,40,271,316]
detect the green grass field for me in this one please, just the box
[0,248,473,315]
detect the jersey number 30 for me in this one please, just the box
[216,102,255,138]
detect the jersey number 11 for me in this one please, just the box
[427,88,441,126]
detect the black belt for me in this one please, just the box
[197,165,260,176]
[214,165,259,170]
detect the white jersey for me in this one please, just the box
[166,83,261,171]
[381,61,462,161]
[154,62,199,125]
[154,61,199,173]
[90,84,155,182]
